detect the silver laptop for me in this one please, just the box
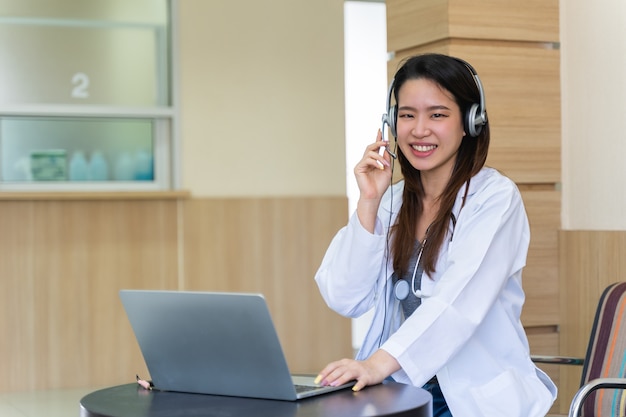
[119,289,354,401]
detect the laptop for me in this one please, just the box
[119,289,354,401]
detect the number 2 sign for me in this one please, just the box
[71,72,90,99]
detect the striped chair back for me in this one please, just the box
[580,282,626,416]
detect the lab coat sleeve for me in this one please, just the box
[315,204,391,318]
[381,176,530,385]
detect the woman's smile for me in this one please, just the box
[410,143,438,155]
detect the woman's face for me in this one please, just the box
[395,78,465,181]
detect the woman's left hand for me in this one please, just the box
[314,349,400,392]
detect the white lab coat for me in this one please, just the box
[315,167,557,417]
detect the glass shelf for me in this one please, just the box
[0,0,176,192]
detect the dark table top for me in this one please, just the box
[80,381,432,417]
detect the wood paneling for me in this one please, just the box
[0,196,352,392]
[520,188,561,327]
[0,200,180,391]
[528,328,562,413]
[558,231,626,414]
[386,0,450,54]
[523,188,561,413]
[448,0,559,43]
[387,0,559,53]
[389,40,561,185]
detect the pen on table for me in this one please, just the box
[136,374,153,390]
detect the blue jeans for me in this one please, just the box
[422,382,452,417]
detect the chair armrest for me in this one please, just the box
[531,355,584,365]
[568,378,626,417]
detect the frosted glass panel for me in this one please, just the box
[0,1,169,106]
[0,1,173,191]
[1,117,155,182]
[0,0,167,23]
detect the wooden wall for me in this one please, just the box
[558,231,626,411]
[386,0,562,412]
[0,194,352,392]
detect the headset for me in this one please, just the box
[381,56,488,141]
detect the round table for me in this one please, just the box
[80,381,432,417]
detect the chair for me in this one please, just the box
[532,282,626,417]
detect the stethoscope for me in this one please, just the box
[392,213,457,301]
[393,237,428,300]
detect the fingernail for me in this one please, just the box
[314,375,322,385]
[352,386,360,392]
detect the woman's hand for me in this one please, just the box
[355,130,393,199]
[314,349,400,392]
[354,130,394,233]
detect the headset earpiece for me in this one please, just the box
[465,103,482,137]
[457,58,487,138]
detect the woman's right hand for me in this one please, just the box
[354,130,394,233]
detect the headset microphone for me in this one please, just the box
[380,111,397,160]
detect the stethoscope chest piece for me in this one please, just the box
[394,279,410,301]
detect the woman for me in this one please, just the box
[314,54,556,417]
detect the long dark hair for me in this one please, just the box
[391,54,490,277]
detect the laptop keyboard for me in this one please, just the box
[294,384,319,393]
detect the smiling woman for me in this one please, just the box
[314,53,557,417]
